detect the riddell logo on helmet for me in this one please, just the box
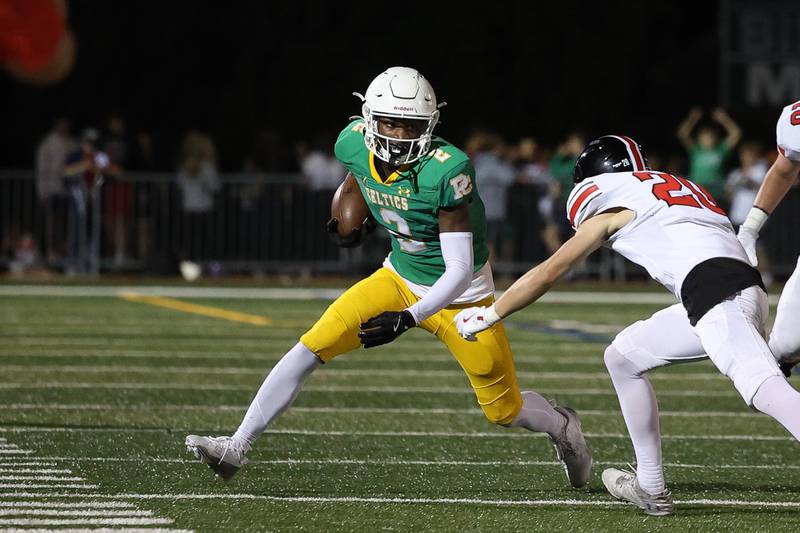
[394,106,416,112]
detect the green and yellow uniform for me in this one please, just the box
[300,119,521,424]
[336,119,489,285]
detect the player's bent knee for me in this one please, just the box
[604,344,646,379]
[603,345,626,374]
[478,387,522,426]
[299,305,357,362]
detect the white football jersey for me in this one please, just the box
[566,171,748,299]
[776,100,800,163]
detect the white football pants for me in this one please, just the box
[609,286,781,404]
[604,286,800,495]
[769,256,800,361]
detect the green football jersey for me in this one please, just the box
[334,119,489,286]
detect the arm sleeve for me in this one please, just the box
[405,232,474,324]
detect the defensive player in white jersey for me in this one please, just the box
[737,101,800,375]
[454,135,800,516]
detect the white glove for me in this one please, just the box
[737,207,769,267]
[455,305,501,341]
[736,226,759,267]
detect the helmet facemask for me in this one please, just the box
[362,103,439,166]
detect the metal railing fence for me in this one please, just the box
[2,170,799,279]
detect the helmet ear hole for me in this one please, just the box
[573,164,584,184]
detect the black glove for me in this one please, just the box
[326,217,376,248]
[780,361,796,378]
[358,310,416,348]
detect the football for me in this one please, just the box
[331,172,371,236]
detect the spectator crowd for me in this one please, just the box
[2,107,793,281]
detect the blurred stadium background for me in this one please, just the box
[3,0,800,283]
[2,1,800,531]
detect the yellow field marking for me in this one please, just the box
[118,291,273,326]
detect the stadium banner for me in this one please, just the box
[719,0,800,109]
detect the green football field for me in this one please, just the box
[1,287,798,532]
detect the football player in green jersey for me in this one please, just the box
[186,67,591,487]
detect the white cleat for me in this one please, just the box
[185,435,248,481]
[602,467,674,516]
[550,405,592,488]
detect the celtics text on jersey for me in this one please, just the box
[334,119,489,286]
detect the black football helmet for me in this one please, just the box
[573,135,649,184]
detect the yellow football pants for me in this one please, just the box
[300,267,523,424]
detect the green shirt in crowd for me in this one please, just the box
[688,142,731,200]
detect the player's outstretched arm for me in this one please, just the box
[738,153,800,265]
[359,203,473,348]
[456,210,633,340]
[753,153,800,215]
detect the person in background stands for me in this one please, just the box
[677,107,742,203]
[516,137,561,255]
[726,142,770,283]
[62,128,117,274]
[102,114,132,268]
[176,131,220,263]
[550,131,586,241]
[35,117,75,265]
[469,131,516,262]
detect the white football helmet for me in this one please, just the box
[355,66,442,166]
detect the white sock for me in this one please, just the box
[752,375,800,439]
[769,258,800,360]
[232,342,321,449]
[604,345,665,495]
[507,390,566,438]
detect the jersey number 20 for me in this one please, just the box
[634,171,725,215]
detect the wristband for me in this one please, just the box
[741,207,769,234]
[484,304,501,326]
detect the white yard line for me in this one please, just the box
[0,501,135,509]
[0,433,184,529]
[0,382,742,397]
[5,284,781,306]
[0,517,174,526]
[0,462,58,467]
[1,476,87,482]
[0,351,608,366]
[0,529,192,533]
[0,426,790,441]
[0,509,154,517]
[2,457,796,470]
[0,483,99,490]
[0,492,796,509]
[0,403,761,418]
[0,285,680,304]
[0,469,73,474]
[0,365,726,382]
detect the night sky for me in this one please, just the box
[3,1,767,171]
